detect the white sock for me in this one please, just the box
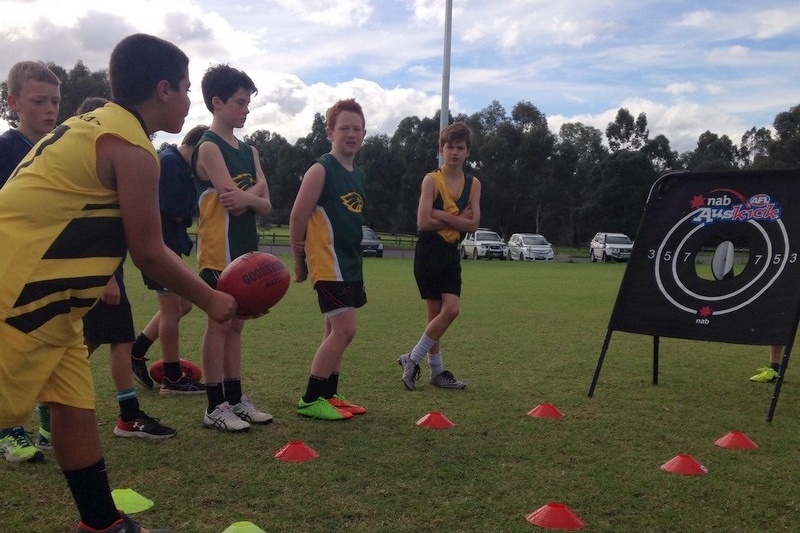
[410,334,436,363]
[428,352,444,376]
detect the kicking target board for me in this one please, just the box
[608,169,800,345]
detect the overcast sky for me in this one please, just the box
[2,0,798,153]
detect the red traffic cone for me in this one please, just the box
[416,411,455,429]
[660,453,708,476]
[714,430,759,450]
[528,403,564,419]
[526,502,585,530]
[274,441,319,462]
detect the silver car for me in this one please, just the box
[459,228,508,260]
[506,233,555,261]
[589,232,633,262]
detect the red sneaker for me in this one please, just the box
[327,395,366,415]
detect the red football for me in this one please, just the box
[217,252,290,317]
[148,358,203,385]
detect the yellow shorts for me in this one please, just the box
[0,321,95,427]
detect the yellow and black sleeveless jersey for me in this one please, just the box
[0,103,157,346]
[426,167,478,244]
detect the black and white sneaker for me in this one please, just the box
[131,356,153,389]
[113,411,177,439]
[160,375,206,395]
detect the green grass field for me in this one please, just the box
[5,257,799,533]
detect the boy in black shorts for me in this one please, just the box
[130,125,209,395]
[398,122,481,391]
[83,265,177,439]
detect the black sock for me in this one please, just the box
[163,361,182,382]
[302,375,328,403]
[131,334,153,359]
[118,397,140,421]
[224,378,242,406]
[64,458,120,530]
[206,383,225,413]
[770,362,781,372]
[325,372,340,399]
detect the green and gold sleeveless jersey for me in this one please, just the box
[0,103,156,345]
[195,131,259,272]
[305,153,366,283]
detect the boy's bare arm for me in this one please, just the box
[417,175,481,234]
[289,162,325,282]
[103,136,236,323]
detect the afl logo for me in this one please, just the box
[749,194,771,206]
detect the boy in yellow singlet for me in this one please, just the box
[0,34,237,533]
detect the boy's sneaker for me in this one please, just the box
[35,427,53,450]
[131,356,153,389]
[750,366,779,383]
[77,512,172,532]
[113,411,177,439]
[328,394,367,415]
[297,397,353,420]
[203,401,251,432]
[0,426,45,463]
[431,369,467,389]
[232,395,274,425]
[398,353,421,391]
[160,375,206,395]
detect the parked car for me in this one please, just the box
[589,232,633,262]
[459,228,508,260]
[360,226,383,257]
[506,233,555,261]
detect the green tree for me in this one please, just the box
[766,104,800,168]
[605,108,649,151]
[685,131,738,170]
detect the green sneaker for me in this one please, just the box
[297,397,352,420]
[750,366,779,383]
[0,426,45,463]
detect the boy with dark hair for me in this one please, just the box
[398,122,481,391]
[290,98,369,420]
[0,34,237,533]
[0,60,60,463]
[131,124,209,394]
[194,64,273,432]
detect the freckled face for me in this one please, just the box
[327,111,365,156]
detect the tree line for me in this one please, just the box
[3,61,799,246]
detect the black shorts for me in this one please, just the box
[414,232,462,300]
[83,295,135,346]
[142,249,184,291]
[314,281,367,314]
[199,268,221,289]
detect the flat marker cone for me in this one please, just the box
[274,441,319,462]
[528,403,564,419]
[526,502,585,530]
[416,411,455,429]
[111,488,154,514]
[660,453,709,476]
[221,521,267,533]
[715,430,759,450]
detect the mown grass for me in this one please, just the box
[4,257,799,533]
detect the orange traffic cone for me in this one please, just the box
[416,411,455,429]
[274,441,319,462]
[526,502,585,530]
[660,454,709,475]
[528,403,564,419]
[714,430,759,450]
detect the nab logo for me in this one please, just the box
[706,195,732,206]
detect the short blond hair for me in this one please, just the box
[7,61,60,96]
